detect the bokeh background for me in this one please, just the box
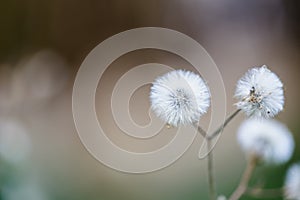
[0,0,299,199]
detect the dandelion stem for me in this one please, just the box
[207,140,216,200]
[193,124,207,138]
[228,155,258,200]
[207,109,241,140]
[194,109,241,200]
[194,109,241,140]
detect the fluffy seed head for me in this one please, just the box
[150,70,210,127]
[285,163,300,200]
[235,65,284,118]
[237,119,294,165]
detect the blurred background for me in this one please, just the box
[0,0,299,199]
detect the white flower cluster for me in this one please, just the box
[237,119,294,164]
[235,65,284,118]
[150,70,210,127]
[150,65,296,199]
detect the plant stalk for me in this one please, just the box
[228,155,258,200]
[208,109,241,140]
[194,109,241,200]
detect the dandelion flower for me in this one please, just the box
[285,163,300,200]
[150,70,210,127]
[237,119,294,164]
[235,65,284,118]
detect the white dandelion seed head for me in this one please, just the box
[285,163,300,200]
[235,65,284,118]
[237,119,294,165]
[150,69,210,127]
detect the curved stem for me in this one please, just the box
[207,109,241,140]
[193,124,207,138]
[194,109,241,140]
[229,155,258,200]
[194,109,241,200]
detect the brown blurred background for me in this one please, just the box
[0,0,299,200]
